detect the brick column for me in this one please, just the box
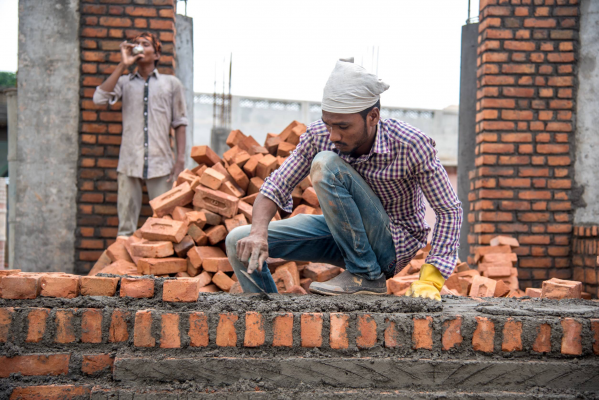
[76,0,177,274]
[572,226,599,298]
[470,0,579,289]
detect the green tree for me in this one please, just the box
[0,72,16,89]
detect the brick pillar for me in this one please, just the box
[572,227,599,298]
[76,0,177,274]
[470,0,579,289]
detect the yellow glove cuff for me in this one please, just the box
[418,264,445,291]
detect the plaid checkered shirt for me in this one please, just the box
[259,118,463,279]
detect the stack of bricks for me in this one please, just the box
[469,0,579,290]
[88,121,344,296]
[77,0,177,275]
[388,235,521,298]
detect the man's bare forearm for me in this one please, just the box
[174,125,186,162]
[98,62,127,93]
[249,193,278,237]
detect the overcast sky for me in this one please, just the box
[0,0,479,110]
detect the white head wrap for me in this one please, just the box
[321,60,390,114]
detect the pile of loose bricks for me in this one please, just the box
[80,120,343,299]
[389,234,592,300]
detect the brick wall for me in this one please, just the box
[0,286,598,396]
[572,225,599,298]
[470,0,579,289]
[76,0,177,274]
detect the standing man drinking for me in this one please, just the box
[226,60,462,301]
[93,32,188,237]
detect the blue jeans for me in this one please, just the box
[225,151,396,293]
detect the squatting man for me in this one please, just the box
[226,60,462,300]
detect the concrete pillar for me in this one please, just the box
[574,0,599,224]
[175,14,195,170]
[457,23,479,264]
[16,0,80,272]
[6,89,16,269]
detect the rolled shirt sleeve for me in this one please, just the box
[260,127,317,212]
[171,79,188,128]
[408,134,463,279]
[93,76,125,106]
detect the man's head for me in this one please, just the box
[322,100,380,156]
[132,32,162,67]
[320,61,388,157]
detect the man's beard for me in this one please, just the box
[335,121,369,157]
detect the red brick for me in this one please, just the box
[0,354,70,378]
[548,76,573,86]
[591,319,599,355]
[99,16,131,27]
[382,319,400,348]
[524,17,557,27]
[472,316,495,353]
[120,278,154,298]
[503,87,535,97]
[501,318,523,352]
[81,354,114,375]
[188,312,209,347]
[81,309,103,344]
[561,318,582,355]
[40,275,80,299]
[80,276,119,296]
[9,385,91,399]
[81,27,108,37]
[442,316,463,351]
[328,313,350,349]
[162,278,200,302]
[149,19,174,30]
[0,307,13,342]
[55,310,76,344]
[216,313,238,347]
[109,310,129,343]
[1,274,41,299]
[301,313,323,348]
[134,310,155,347]
[412,316,433,350]
[272,313,294,347]
[160,313,181,348]
[355,314,377,349]
[125,6,157,16]
[26,308,50,343]
[81,4,107,14]
[244,311,265,347]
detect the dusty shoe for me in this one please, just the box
[309,270,386,295]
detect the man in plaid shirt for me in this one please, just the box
[226,61,462,300]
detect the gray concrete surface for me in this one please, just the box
[15,0,79,272]
[175,14,195,170]
[574,0,599,224]
[457,23,478,263]
[6,89,16,270]
[113,357,599,391]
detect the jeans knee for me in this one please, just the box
[225,225,250,256]
[311,151,339,184]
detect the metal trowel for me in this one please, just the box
[239,270,272,300]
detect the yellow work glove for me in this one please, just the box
[405,264,445,301]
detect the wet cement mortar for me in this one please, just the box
[1,290,598,398]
